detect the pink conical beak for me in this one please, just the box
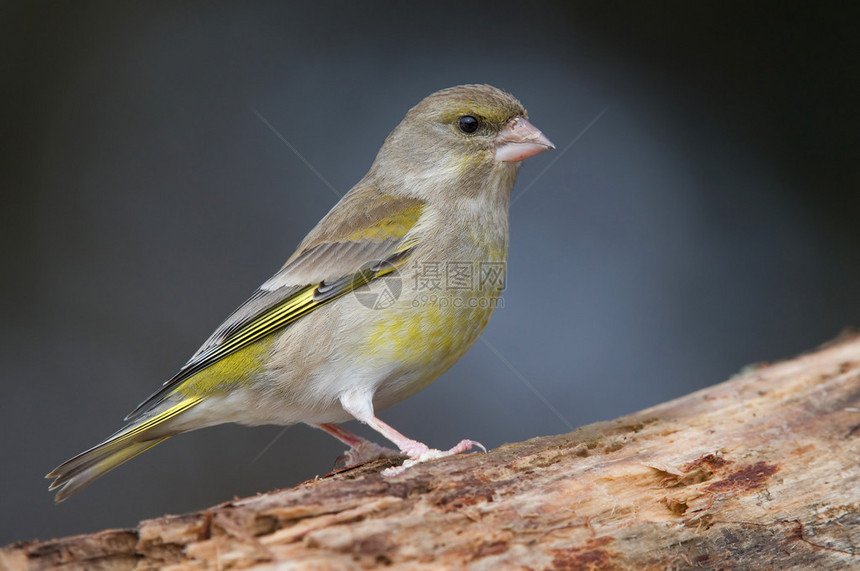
[494,117,555,162]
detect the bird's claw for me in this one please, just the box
[382,438,485,476]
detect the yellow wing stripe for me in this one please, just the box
[177,260,405,382]
[111,395,205,444]
[197,287,317,366]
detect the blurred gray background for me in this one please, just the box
[2,1,858,544]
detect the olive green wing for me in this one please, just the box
[124,192,425,421]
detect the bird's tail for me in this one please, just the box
[46,395,205,502]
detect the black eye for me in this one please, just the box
[457,115,479,134]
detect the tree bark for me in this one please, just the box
[4,333,860,570]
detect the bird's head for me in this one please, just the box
[371,84,554,201]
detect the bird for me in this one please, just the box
[47,84,554,502]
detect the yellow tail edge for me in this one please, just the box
[47,396,204,502]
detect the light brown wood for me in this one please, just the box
[4,333,860,570]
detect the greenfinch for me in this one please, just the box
[47,84,554,501]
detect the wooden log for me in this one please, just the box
[3,333,860,570]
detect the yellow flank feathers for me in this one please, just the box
[176,334,275,395]
[364,290,500,369]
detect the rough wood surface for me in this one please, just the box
[4,334,860,570]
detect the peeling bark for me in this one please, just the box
[4,333,860,570]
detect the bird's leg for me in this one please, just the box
[315,422,366,448]
[313,422,400,467]
[339,391,485,476]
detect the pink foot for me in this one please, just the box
[382,439,486,476]
[334,394,487,476]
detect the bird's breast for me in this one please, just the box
[355,225,508,372]
[315,202,511,412]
